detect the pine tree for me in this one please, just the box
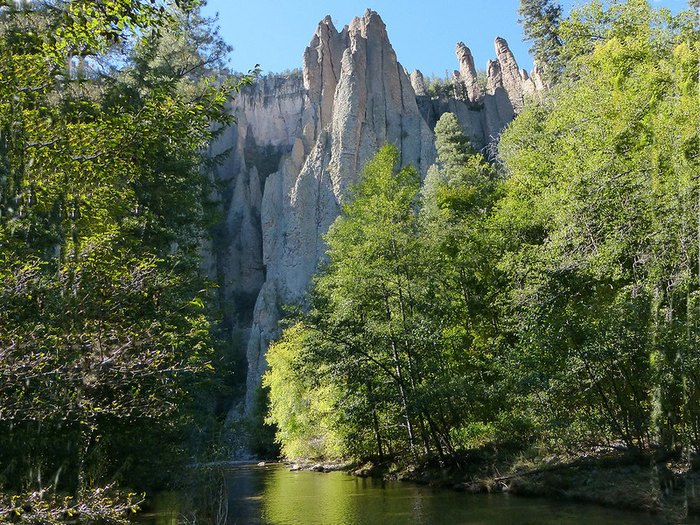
[518,0,564,85]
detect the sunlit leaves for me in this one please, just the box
[0,0,250,500]
[497,0,699,449]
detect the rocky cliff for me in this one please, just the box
[207,10,540,429]
[411,37,544,152]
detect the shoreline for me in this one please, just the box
[283,449,699,523]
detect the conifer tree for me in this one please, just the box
[518,0,564,84]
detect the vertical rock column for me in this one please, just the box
[213,11,545,428]
[494,37,526,113]
[456,42,482,103]
[243,9,435,414]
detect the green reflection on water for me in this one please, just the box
[250,466,661,525]
[140,465,682,524]
[143,492,179,525]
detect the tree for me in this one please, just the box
[423,112,495,220]
[518,0,564,84]
[263,323,347,460]
[498,0,698,450]
[315,144,428,457]
[419,113,508,450]
[265,145,440,460]
[0,0,255,516]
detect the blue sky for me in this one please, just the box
[201,0,691,78]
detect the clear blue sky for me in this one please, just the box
[201,0,690,78]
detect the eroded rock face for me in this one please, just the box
[444,37,544,146]
[494,37,525,112]
[456,42,482,103]
[209,11,541,437]
[231,10,435,411]
[303,16,347,146]
[410,69,428,96]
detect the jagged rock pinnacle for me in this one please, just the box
[243,9,434,415]
[486,58,503,93]
[494,37,525,112]
[410,69,428,96]
[210,12,544,432]
[455,42,482,102]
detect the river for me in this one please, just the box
[142,463,673,524]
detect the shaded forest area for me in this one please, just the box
[0,0,257,522]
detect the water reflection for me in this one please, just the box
[218,464,663,525]
[145,492,180,525]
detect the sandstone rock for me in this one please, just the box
[210,12,543,433]
[303,16,347,145]
[452,70,467,100]
[236,74,307,149]
[494,37,525,113]
[239,9,434,414]
[486,58,503,93]
[481,58,514,141]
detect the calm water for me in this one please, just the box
[145,464,674,525]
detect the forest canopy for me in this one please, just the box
[1,0,698,521]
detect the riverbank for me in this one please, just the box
[286,448,698,523]
[144,462,672,525]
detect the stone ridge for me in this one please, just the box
[410,37,544,149]
[204,11,542,440]
[242,9,435,416]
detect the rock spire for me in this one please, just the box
[204,12,543,440]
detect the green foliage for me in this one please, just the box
[498,0,699,450]
[518,0,564,84]
[1,486,143,525]
[265,2,699,487]
[0,0,256,509]
[265,141,502,462]
[425,76,453,99]
[263,324,347,460]
[557,0,698,73]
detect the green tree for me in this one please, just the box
[0,0,255,516]
[518,0,563,84]
[419,113,509,450]
[266,146,442,460]
[314,144,428,458]
[263,323,347,460]
[423,112,495,219]
[498,0,698,450]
